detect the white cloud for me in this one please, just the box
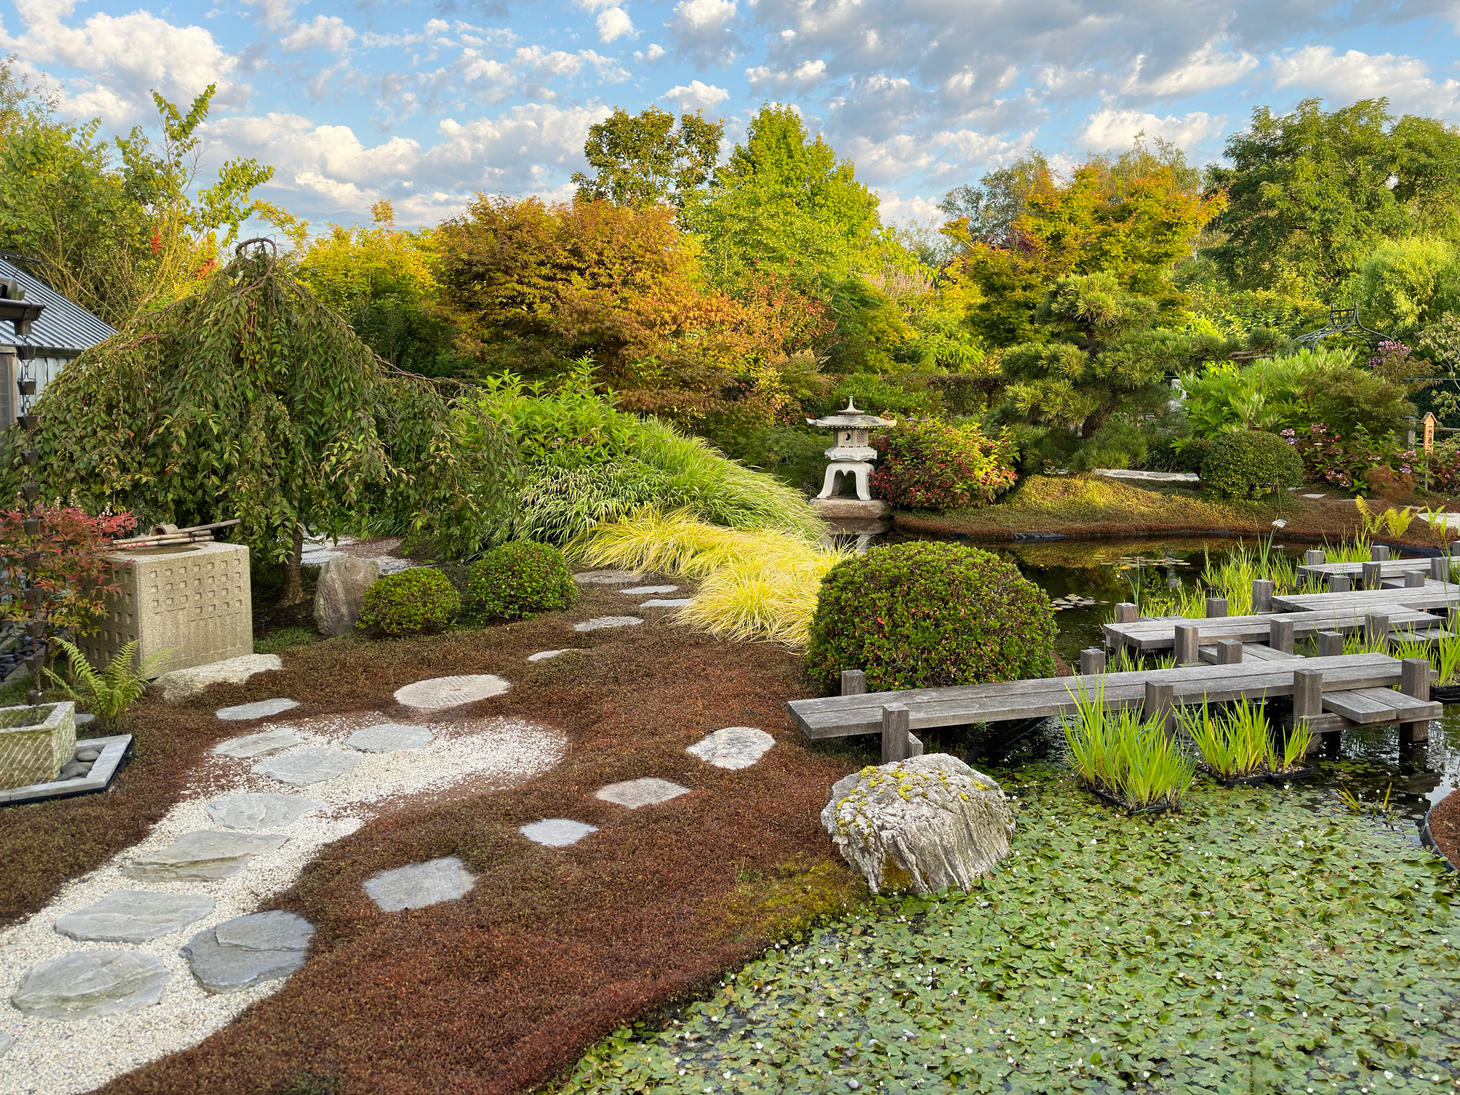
[596,7,635,42]
[281,15,356,54]
[1270,46,1460,116]
[672,0,737,33]
[1124,43,1257,97]
[634,43,667,63]
[1079,108,1225,152]
[665,80,730,112]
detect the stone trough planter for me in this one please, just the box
[0,700,76,789]
[0,734,133,806]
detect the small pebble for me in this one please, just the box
[74,748,101,762]
[57,761,91,780]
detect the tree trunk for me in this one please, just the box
[280,524,306,607]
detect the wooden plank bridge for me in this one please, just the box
[788,543,1452,761]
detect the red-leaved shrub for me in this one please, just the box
[869,417,1017,511]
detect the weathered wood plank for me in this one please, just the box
[1104,603,1440,651]
[1271,584,1460,613]
[1299,557,1441,579]
[1321,688,1442,726]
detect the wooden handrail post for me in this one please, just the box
[1366,612,1390,651]
[1217,639,1243,664]
[1431,556,1449,582]
[1252,580,1274,614]
[881,703,911,763]
[1174,623,1200,666]
[1316,630,1343,658]
[1293,667,1323,728]
[1372,544,1391,561]
[1205,597,1228,619]
[1115,602,1138,624]
[1144,680,1175,740]
[1405,570,1426,588]
[1304,549,1326,566]
[1269,618,1295,654]
[1330,574,1351,593]
[840,670,867,696]
[1362,561,1383,590]
[1079,648,1106,676]
[1400,657,1432,745]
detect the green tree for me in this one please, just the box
[938,153,1049,250]
[572,106,723,211]
[10,246,516,604]
[1352,236,1460,343]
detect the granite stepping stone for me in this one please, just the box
[364,856,476,912]
[641,597,693,608]
[527,649,574,662]
[594,777,690,809]
[182,911,314,994]
[393,674,510,710]
[573,616,643,632]
[686,726,776,770]
[346,722,434,752]
[212,728,303,759]
[55,890,215,943]
[215,697,300,721]
[10,951,169,1019]
[206,792,323,830]
[253,747,360,787]
[123,830,286,882]
[621,584,679,595]
[520,819,598,847]
[573,569,642,585]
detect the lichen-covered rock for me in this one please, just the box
[821,753,1014,895]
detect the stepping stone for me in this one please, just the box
[213,728,303,759]
[123,830,286,882]
[573,616,643,632]
[520,819,598,847]
[183,911,314,994]
[527,649,574,662]
[1301,492,1328,499]
[55,890,215,943]
[393,674,510,710]
[253,747,360,787]
[641,597,693,608]
[621,584,679,595]
[74,712,95,729]
[686,726,775,770]
[206,792,323,830]
[10,951,169,1019]
[594,777,690,809]
[346,722,434,752]
[158,654,283,702]
[573,569,642,585]
[364,856,476,912]
[215,697,300,721]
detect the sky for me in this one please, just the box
[2,0,1460,236]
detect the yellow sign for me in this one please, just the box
[1424,412,1438,454]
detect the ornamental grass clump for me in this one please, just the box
[466,541,575,622]
[1177,696,1312,779]
[804,541,1055,692]
[357,568,461,636]
[1062,681,1194,811]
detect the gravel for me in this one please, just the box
[0,710,566,1095]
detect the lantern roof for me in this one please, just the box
[809,401,895,429]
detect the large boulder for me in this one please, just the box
[821,753,1015,895]
[156,654,283,702]
[314,556,380,636]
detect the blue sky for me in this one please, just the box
[3,0,1459,235]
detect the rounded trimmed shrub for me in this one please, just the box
[466,540,576,622]
[869,418,1018,512]
[356,567,461,636]
[1201,431,1304,498]
[805,541,1056,693]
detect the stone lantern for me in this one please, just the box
[808,402,895,544]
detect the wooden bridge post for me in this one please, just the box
[840,670,867,696]
[1366,612,1390,651]
[1079,648,1106,676]
[1217,639,1243,664]
[1330,574,1351,593]
[1400,658,1432,745]
[1372,545,1391,561]
[1114,602,1138,624]
[880,703,912,763]
[1174,623,1200,666]
[1431,556,1450,582]
[1144,680,1175,739]
[1205,597,1228,619]
[1269,618,1295,654]
[1293,668,1324,753]
[1304,549,1326,566]
[1252,580,1274,614]
[1450,539,1460,558]
[1362,561,1383,590]
[1316,630,1343,658]
[1405,570,1427,588]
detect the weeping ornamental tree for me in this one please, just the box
[14,243,518,604]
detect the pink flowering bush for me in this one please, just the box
[870,418,1017,512]
[1282,425,1418,493]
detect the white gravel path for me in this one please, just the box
[0,710,566,1095]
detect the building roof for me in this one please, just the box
[0,256,116,357]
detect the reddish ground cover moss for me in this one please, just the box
[1429,788,1460,868]
[10,586,864,1095]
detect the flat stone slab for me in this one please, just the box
[621,584,679,595]
[346,722,434,752]
[520,818,598,847]
[215,697,300,721]
[158,654,283,702]
[253,747,360,787]
[573,569,642,585]
[1092,468,1201,483]
[393,674,510,710]
[594,777,690,809]
[205,791,323,830]
[10,950,169,1019]
[641,597,693,608]
[364,856,476,912]
[686,726,776,770]
[123,830,286,882]
[212,728,303,759]
[573,616,643,632]
[55,890,215,943]
[183,911,314,994]
[527,649,574,662]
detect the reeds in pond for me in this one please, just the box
[1063,678,1195,811]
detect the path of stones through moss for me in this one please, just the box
[563,769,1460,1094]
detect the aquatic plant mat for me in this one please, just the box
[563,768,1460,1095]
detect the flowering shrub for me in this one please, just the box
[1282,425,1417,493]
[1425,439,1460,495]
[869,418,1017,512]
[0,507,136,636]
